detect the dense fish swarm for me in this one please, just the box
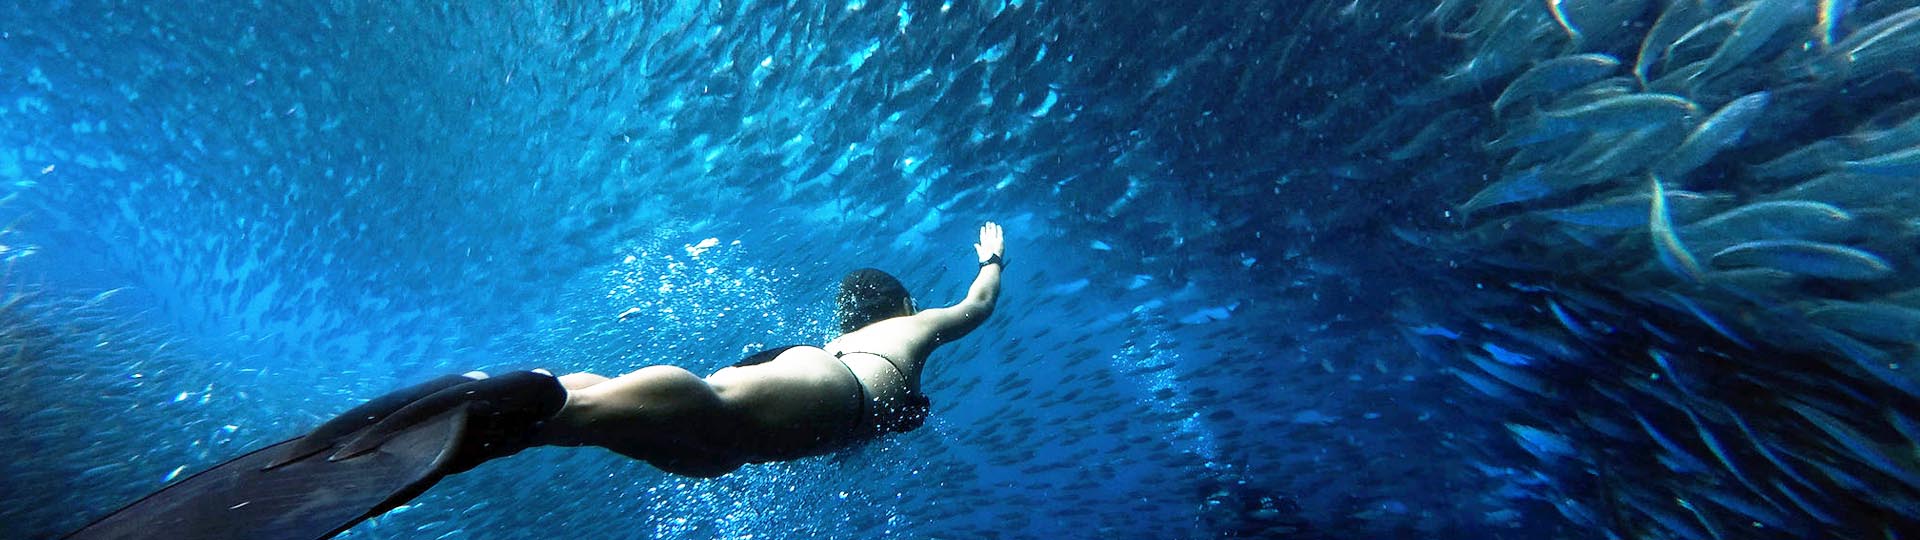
[1355,1,1920,538]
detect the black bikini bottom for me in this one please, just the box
[730,345,929,436]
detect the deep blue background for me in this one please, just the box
[0,2,1477,538]
[8,1,1917,539]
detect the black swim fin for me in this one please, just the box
[268,373,479,469]
[67,370,567,540]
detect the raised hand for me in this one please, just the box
[975,222,1004,265]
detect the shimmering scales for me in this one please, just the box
[1492,54,1619,115]
[1677,200,1856,255]
[1710,239,1893,280]
[1394,0,1920,538]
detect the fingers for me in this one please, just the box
[977,222,1004,254]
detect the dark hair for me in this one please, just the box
[837,268,913,333]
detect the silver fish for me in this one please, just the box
[1467,351,1552,397]
[1649,353,1766,505]
[1549,124,1690,181]
[1658,293,1754,349]
[1505,423,1576,461]
[1417,0,1479,35]
[1637,0,1713,87]
[1709,239,1892,280]
[1632,412,1712,474]
[1547,92,1700,132]
[1656,91,1772,181]
[1770,478,1842,526]
[1841,146,1920,176]
[1678,200,1855,255]
[1498,93,1699,148]
[1460,166,1553,214]
[1690,0,1811,88]
[1449,367,1517,401]
[1802,299,1920,343]
[1555,0,1653,50]
[1816,6,1920,82]
[1400,8,1555,105]
[1703,268,1800,296]
[1650,174,1704,282]
[1664,3,1753,69]
[1763,170,1920,208]
[1783,399,1920,492]
[1492,54,1620,115]
[1749,139,1852,181]
[1551,76,1640,110]
[1646,58,1710,96]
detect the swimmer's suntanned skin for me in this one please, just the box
[536,222,1005,477]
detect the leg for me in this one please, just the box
[538,366,745,477]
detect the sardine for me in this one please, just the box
[1764,171,1920,208]
[1493,54,1620,115]
[1499,93,1699,148]
[1548,92,1700,132]
[1750,139,1853,181]
[1656,91,1772,181]
[1691,0,1811,88]
[1651,174,1705,282]
[1633,412,1712,474]
[1709,239,1892,280]
[1665,4,1754,69]
[1841,146,1920,176]
[1467,351,1552,396]
[1803,300,1920,343]
[1461,166,1553,214]
[1817,6,1920,82]
[1637,0,1713,87]
[1678,200,1855,255]
[1783,399,1920,492]
[1506,423,1576,461]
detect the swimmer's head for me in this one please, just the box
[837,268,915,333]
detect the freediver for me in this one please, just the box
[540,221,1006,476]
[69,222,1006,540]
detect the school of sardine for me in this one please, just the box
[1355,1,1920,538]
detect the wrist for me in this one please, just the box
[979,253,1004,268]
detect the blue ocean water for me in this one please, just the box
[5,1,1919,539]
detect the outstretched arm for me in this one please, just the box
[915,222,1004,344]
